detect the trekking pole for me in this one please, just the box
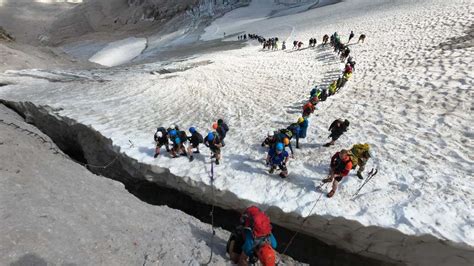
[203,158,216,265]
[353,168,378,196]
[281,183,328,257]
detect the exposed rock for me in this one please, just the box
[0,26,14,42]
[0,104,230,265]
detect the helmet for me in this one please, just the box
[207,132,214,141]
[257,244,276,266]
[297,117,305,124]
[169,129,177,137]
[267,131,274,137]
[175,137,181,145]
[275,142,284,151]
[212,122,218,130]
[170,125,176,130]
[283,138,290,145]
[156,131,163,138]
[344,119,350,127]
[189,127,196,134]
[217,119,224,125]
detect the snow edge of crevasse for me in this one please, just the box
[3,100,473,266]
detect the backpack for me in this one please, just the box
[350,143,370,166]
[241,206,272,238]
[178,131,188,143]
[195,132,204,143]
[287,123,300,135]
[279,128,293,139]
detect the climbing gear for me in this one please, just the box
[207,132,214,141]
[327,189,336,198]
[203,157,216,265]
[281,182,328,257]
[353,168,378,196]
[275,142,284,151]
[241,206,272,239]
[169,129,177,137]
[257,243,276,266]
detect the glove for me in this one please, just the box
[357,172,364,180]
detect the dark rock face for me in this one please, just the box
[0,26,15,42]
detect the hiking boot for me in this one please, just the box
[193,150,200,154]
[180,153,187,156]
[322,177,332,183]
[279,172,287,179]
[215,159,220,165]
[269,166,275,174]
[357,172,364,180]
[327,190,336,198]
[189,156,194,162]
[323,143,333,147]
[153,153,159,158]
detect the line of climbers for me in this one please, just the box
[153,119,229,165]
[151,31,372,265]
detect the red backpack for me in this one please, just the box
[241,206,272,238]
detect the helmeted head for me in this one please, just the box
[170,125,176,130]
[157,131,163,138]
[189,127,196,134]
[297,117,305,124]
[340,149,350,160]
[212,122,218,130]
[267,131,274,137]
[283,138,290,146]
[175,137,181,145]
[344,120,350,127]
[207,132,214,141]
[217,119,224,125]
[257,243,276,266]
[275,142,284,152]
[169,129,177,137]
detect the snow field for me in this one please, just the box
[89,37,147,67]
[0,0,473,247]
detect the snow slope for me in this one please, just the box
[1,0,473,250]
[88,37,147,67]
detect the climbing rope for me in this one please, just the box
[203,157,216,265]
[281,182,328,256]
